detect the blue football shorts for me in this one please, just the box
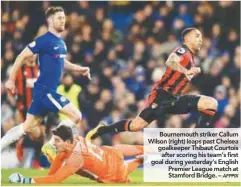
[28,83,70,117]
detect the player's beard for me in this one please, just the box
[197,44,202,51]
[192,43,201,53]
[55,25,65,33]
[59,27,65,32]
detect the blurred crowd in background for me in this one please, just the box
[1,1,240,166]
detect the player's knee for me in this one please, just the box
[199,96,218,111]
[210,98,218,111]
[22,122,30,132]
[66,110,82,125]
[205,97,218,111]
[72,114,82,124]
[28,127,41,140]
[22,119,42,133]
[129,120,139,131]
[130,117,148,131]
[23,116,42,132]
[22,121,37,133]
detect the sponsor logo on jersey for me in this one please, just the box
[53,54,67,58]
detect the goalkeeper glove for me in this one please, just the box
[9,173,33,184]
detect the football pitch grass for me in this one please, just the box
[1,168,240,186]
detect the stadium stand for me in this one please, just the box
[1,1,240,168]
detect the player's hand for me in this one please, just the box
[79,67,91,80]
[9,173,24,183]
[9,173,32,184]
[185,67,201,80]
[191,67,201,75]
[5,79,16,94]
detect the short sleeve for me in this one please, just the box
[28,37,45,54]
[174,47,187,56]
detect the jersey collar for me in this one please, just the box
[48,31,63,39]
[182,44,194,55]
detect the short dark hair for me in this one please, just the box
[181,27,197,41]
[45,6,64,19]
[52,125,73,143]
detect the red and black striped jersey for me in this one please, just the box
[16,64,39,116]
[153,45,195,95]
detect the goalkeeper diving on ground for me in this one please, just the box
[9,120,144,184]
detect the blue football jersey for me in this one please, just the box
[28,31,67,91]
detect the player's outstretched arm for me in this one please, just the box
[9,153,83,184]
[48,152,66,175]
[9,166,74,184]
[33,151,83,184]
[114,144,143,157]
[165,53,201,80]
[165,53,188,74]
[9,152,83,184]
[64,59,91,80]
[5,47,34,93]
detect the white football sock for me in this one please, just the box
[1,124,25,151]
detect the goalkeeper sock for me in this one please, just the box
[1,124,25,151]
[196,109,216,128]
[23,177,32,184]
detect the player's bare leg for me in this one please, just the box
[16,111,45,162]
[23,114,43,133]
[1,114,42,151]
[196,95,218,128]
[128,117,149,131]
[59,103,84,134]
[16,123,45,166]
[114,144,143,157]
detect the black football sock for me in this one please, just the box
[91,119,131,139]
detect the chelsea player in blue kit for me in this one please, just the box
[2,7,90,151]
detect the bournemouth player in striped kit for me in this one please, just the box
[87,28,218,140]
[15,56,39,121]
